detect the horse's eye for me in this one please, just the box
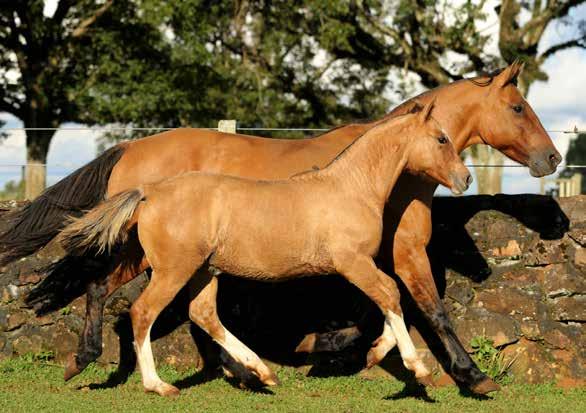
[437,136,448,144]
[512,104,523,114]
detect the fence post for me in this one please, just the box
[218,120,237,134]
[572,174,582,195]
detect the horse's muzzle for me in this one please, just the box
[529,149,562,177]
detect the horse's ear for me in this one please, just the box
[495,59,525,89]
[418,98,436,123]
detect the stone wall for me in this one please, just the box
[0,195,584,385]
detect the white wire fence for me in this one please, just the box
[0,123,584,199]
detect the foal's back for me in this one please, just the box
[138,171,381,280]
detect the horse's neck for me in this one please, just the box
[321,123,409,209]
[386,82,479,153]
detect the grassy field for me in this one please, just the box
[0,358,584,413]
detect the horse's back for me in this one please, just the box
[106,127,362,198]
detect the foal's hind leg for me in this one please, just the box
[130,263,201,396]
[188,271,278,387]
[335,253,432,385]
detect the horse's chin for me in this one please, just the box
[529,164,557,178]
[450,187,464,196]
[528,149,563,177]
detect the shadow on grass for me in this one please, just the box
[78,314,137,390]
[383,382,436,403]
[457,385,494,400]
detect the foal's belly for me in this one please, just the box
[209,244,335,282]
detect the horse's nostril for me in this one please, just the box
[465,174,473,186]
[549,152,561,165]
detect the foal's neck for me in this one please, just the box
[318,120,411,209]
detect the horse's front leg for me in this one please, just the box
[389,239,500,394]
[334,253,432,386]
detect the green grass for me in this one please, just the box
[0,358,583,413]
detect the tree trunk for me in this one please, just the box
[470,146,503,195]
[24,129,54,200]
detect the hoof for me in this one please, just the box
[146,382,181,397]
[262,371,280,387]
[295,333,316,353]
[470,377,501,394]
[416,374,435,388]
[221,365,236,379]
[64,353,82,381]
[365,337,388,369]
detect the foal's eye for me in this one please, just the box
[512,104,524,114]
[437,136,448,144]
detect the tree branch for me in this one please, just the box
[71,0,113,37]
[539,36,586,61]
[53,0,76,24]
[520,0,585,40]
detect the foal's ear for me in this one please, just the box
[494,59,525,89]
[407,100,424,114]
[418,98,436,124]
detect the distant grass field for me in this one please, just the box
[0,358,584,413]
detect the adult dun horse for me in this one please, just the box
[57,103,471,396]
[0,62,561,394]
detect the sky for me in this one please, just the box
[0,1,585,194]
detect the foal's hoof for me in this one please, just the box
[147,382,181,397]
[261,371,280,387]
[64,353,81,381]
[416,374,436,388]
[470,377,501,394]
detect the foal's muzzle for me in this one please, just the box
[450,171,473,196]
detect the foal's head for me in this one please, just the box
[472,61,562,177]
[405,101,472,195]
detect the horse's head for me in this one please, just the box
[406,100,472,195]
[474,61,562,177]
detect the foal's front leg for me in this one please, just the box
[334,253,432,385]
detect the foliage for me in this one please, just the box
[470,335,515,385]
[1,1,585,195]
[0,179,25,201]
[59,306,71,316]
[20,350,55,364]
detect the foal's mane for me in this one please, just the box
[291,109,421,180]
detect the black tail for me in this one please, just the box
[0,145,126,267]
[24,254,114,315]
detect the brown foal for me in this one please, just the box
[57,104,471,396]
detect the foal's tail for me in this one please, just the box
[0,144,127,267]
[57,188,144,256]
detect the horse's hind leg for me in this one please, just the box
[335,254,432,385]
[188,271,278,387]
[64,239,148,381]
[130,262,201,396]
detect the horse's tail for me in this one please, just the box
[25,254,112,315]
[0,144,127,267]
[57,188,144,256]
